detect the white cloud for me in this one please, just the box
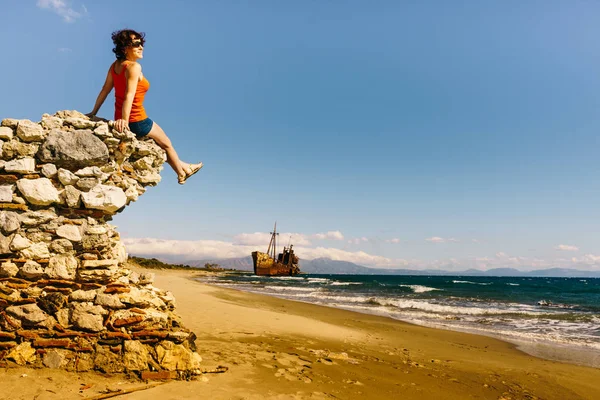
[426,237,445,243]
[297,247,401,268]
[233,230,344,247]
[58,47,72,53]
[37,0,87,23]
[386,238,401,244]
[471,239,480,243]
[571,254,600,266]
[555,244,579,252]
[232,232,312,247]
[122,237,600,272]
[425,237,459,243]
[122,237,403,268]
[347,237,369,245]
[313,231,344,240]
[123,237,254,260]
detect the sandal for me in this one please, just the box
[178,162,203,185]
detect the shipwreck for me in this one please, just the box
[251,223,300,276]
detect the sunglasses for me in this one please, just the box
[130,40,144,48]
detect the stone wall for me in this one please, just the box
[0,111,201,379]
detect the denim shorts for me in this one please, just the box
[129,118,154,138]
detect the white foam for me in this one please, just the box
[330,282,362,286]
[264,285,320,292]
[268,276,305,280]
[399,284,441,293]
[506,283,520,286]
[452,280,492,286]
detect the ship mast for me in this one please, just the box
[266,222,279,259]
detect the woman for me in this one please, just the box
[87,29,202,185]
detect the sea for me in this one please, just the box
[197,273,600,368]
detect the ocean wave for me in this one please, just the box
[452,280,492,286]
[398,284,441,293]
[268,276,305,280]
[537,300,576,309]
[362,297,546,316]
[264,285,320,292]
[307,278,330,283]
[330,282,362,286]
[506,283,520,286]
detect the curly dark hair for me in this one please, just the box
[111,29,145,60]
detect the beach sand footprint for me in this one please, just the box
[263,352,315,384]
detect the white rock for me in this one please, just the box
[10,234,32,251]
[0,211,20,233]
[0,185,13,202]
[12,195,26,205]
[70,302,107,332]
[41,164,58,178]
[4,158,35,174]
[78,266,123,283]
[85,225,107,235]
[111,240,128,264]
[0,126,13,140]
[57,168,79,185]
[0,233,14,255]
[41,116,63,130]
[93,124,111,138]
[19,210,56,226]
[56,224,82,242]
[19,260,44,279]
[123,340,149,371]
[139,272,155,285]
[135,171,162,184]
[0,261,18,277]
[81,259,118,268]
[6,303,48,325]
[124,185,139,202]
[70,289,98,302]
[95,293,125,309]
[65,117,96,129]
[63,185,81,208]
[81,185,127,213]
[74,166,103,177]
[16,120,45,142]
[46,254,78,280]
[20,242,50,260]
[133,156,154,170]
[1,118,19,128]
[119,287,166,309]
[16,178,59,205]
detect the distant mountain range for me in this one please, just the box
[135,254,600,278]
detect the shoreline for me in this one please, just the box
[2,266,600,399]
[199,272,600,370]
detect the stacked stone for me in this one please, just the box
[0,111,201,378]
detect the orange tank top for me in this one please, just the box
[111,61,150,122]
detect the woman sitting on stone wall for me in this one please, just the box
[87,29,202,185]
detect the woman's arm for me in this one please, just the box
[87,66,114,117]
[114,62,142,132]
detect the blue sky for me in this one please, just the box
[2,1,600,271]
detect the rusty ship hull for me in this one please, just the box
[252,251,300,276]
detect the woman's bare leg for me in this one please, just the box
[146,122,188,178]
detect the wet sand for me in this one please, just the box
[2,267,600,399]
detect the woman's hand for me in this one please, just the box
[114,119,129,132]
[85,112,98,121]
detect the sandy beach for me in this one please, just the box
[2,266,600,400]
